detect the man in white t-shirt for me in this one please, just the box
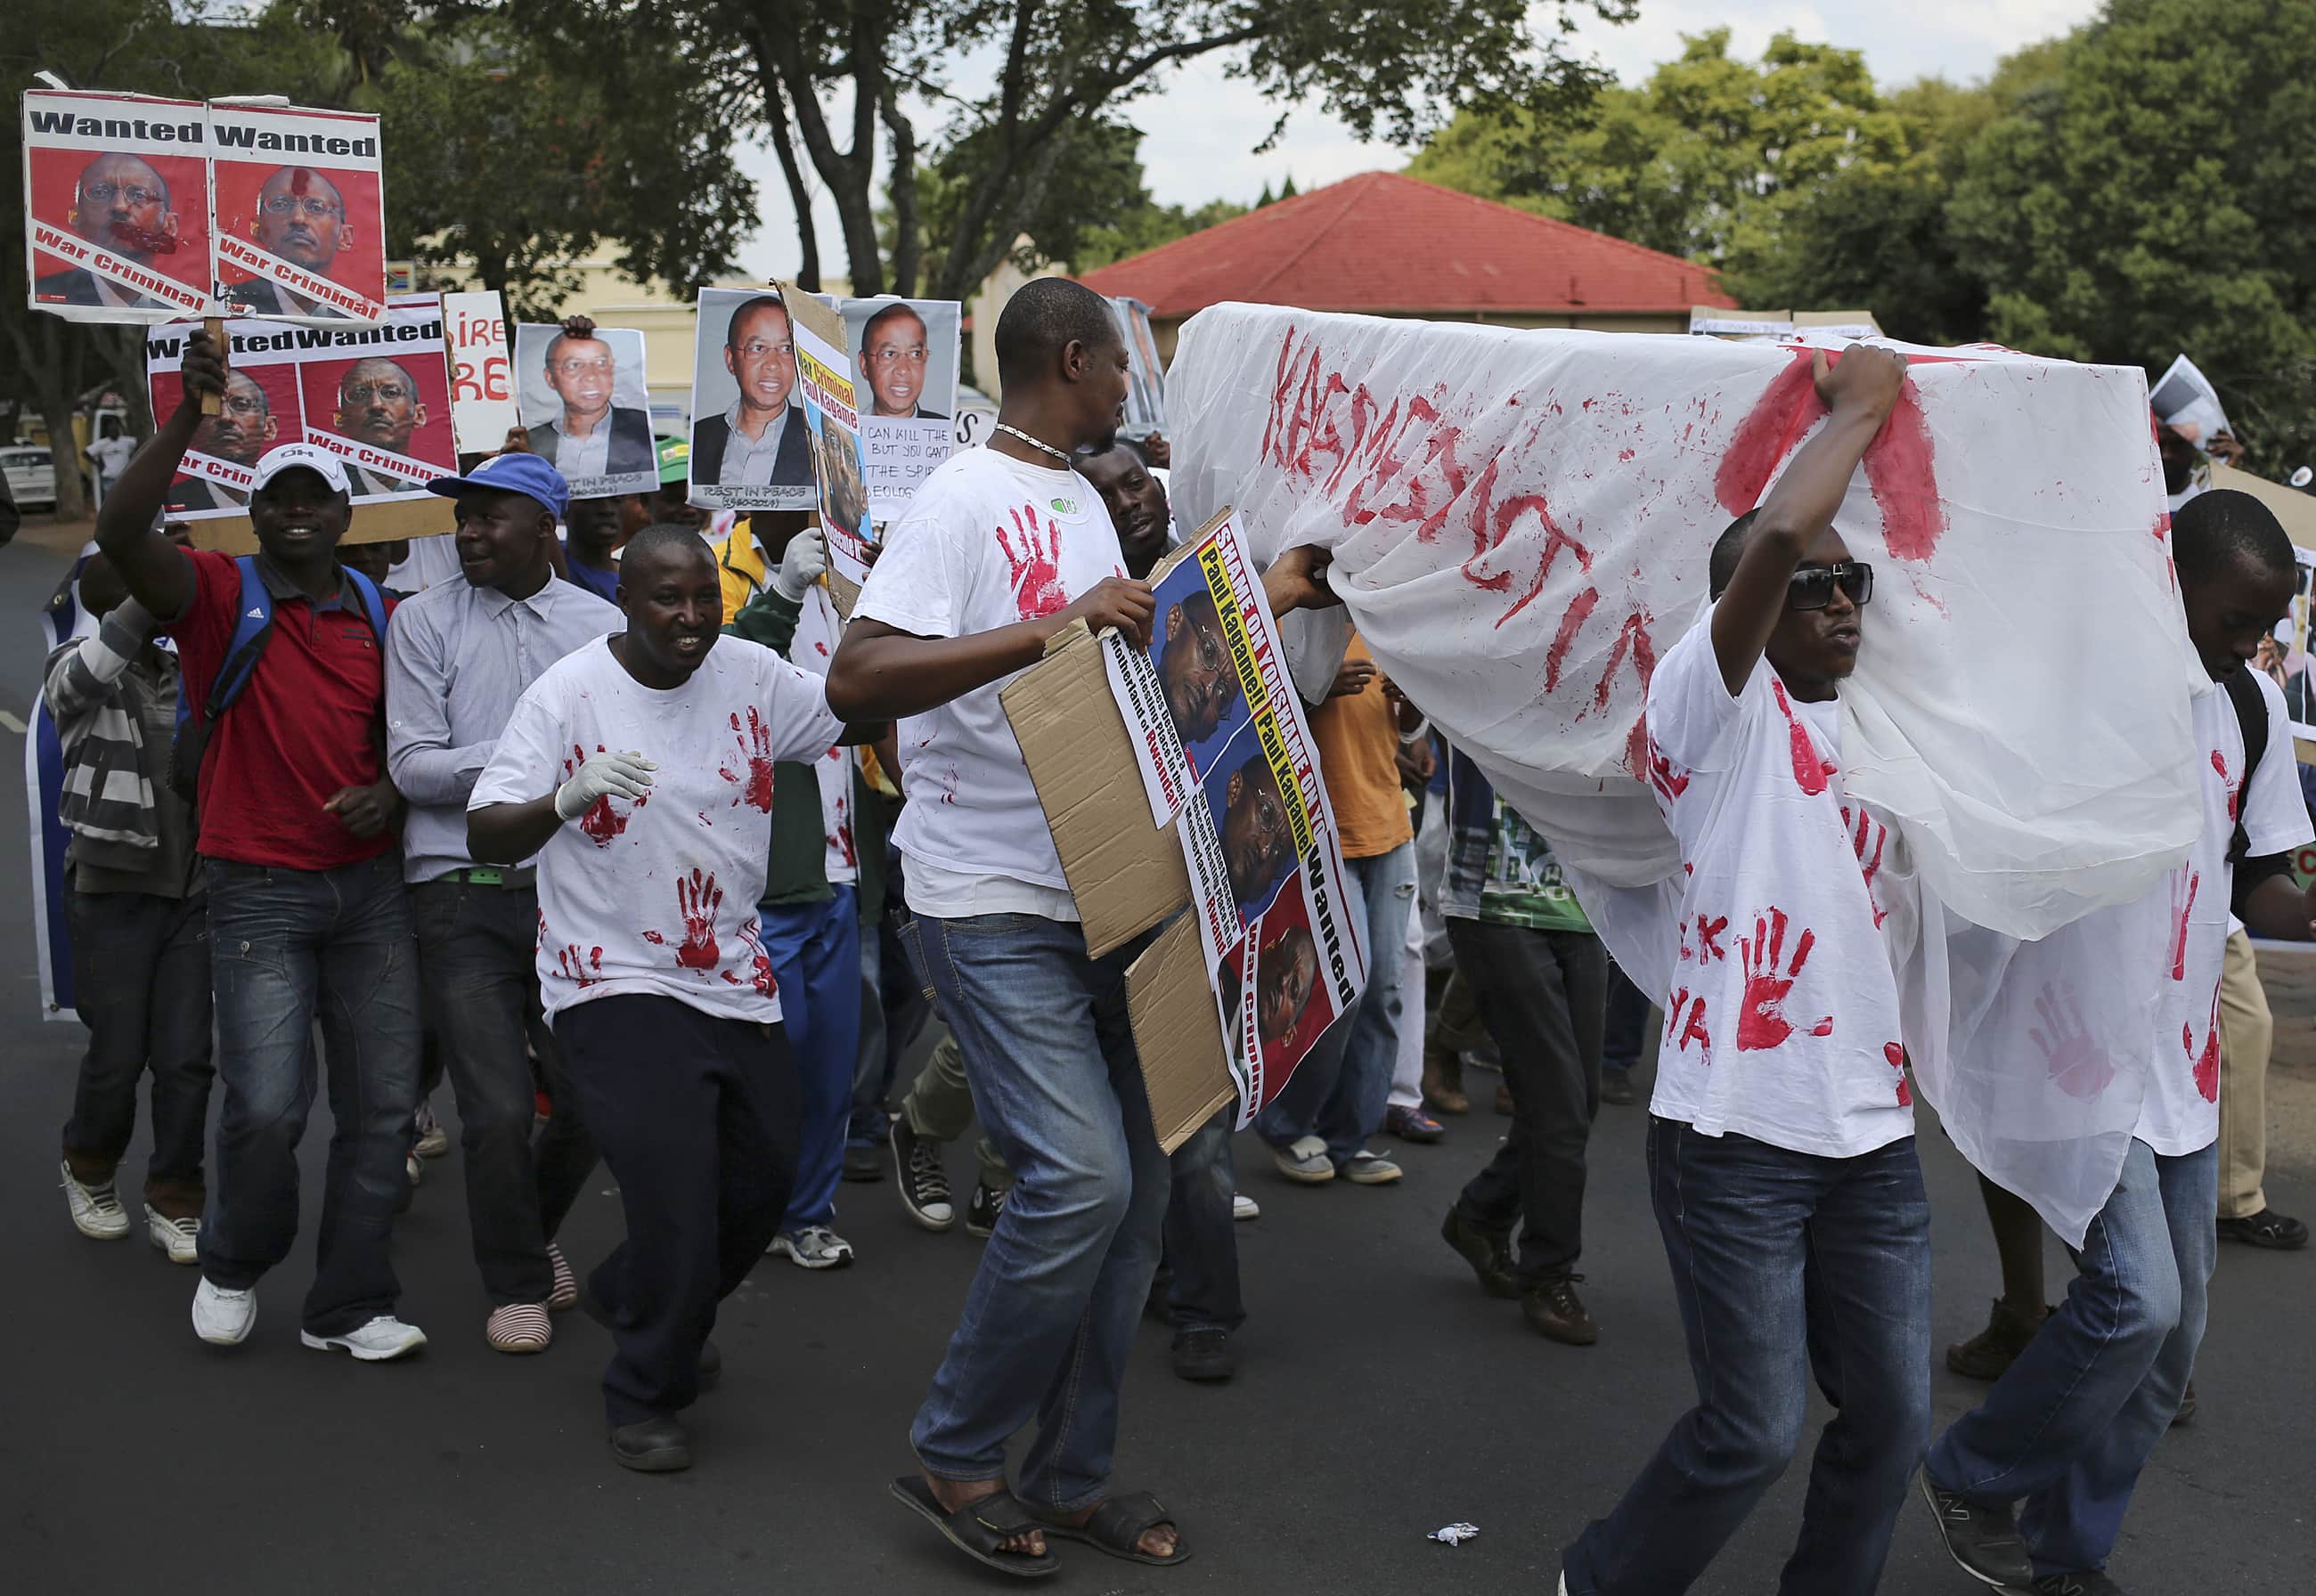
[467,525,876,1475]
[1562,346,1926,1596]
[826,278,1333,1576]
[1923,489,2316,1596]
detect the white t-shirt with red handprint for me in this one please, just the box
[1643,607,1913,1159]
[854,445,1124,921]
[2141,672,2312,1155]
[470,633,844,1022]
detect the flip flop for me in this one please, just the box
[1028,1491,1192,1567]
[889,1476,1060,1579]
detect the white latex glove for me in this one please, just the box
[554,749,656,820]
[773,525,828,600]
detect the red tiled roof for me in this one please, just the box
[1079,170,1733,319]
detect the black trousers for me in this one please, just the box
[63,885,215,1214]
[1446,919,1605,1282]
[553,994,801,1426]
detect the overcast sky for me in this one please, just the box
[733,1,2103,282]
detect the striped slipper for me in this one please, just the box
[546,1243,579,1311]
[486,1303,553,1354]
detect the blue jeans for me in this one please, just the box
[197,855,422,1336]
[1256,840,1416,1164]
[1563,1120,1932,1596]
[904,911,1170,1510]
[1164,1109,1244,1333]
[1928,1138,2215,1578]
[759,888,860,1231]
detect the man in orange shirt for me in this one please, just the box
[1257,632,1419,1185]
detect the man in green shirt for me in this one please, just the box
[1435,745,1607,1348]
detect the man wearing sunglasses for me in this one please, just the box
[1561,345,1927,1596]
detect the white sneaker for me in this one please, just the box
[146,1206,200,1265]
[770,1226,856,1269]
[301,1315,428,1361]
[61,1160,130,1239]
[1272,1135,1334,1185]
[1233,1192,1261,1221]
[192,1277,256,1346]
[412,1097,449,1160]
[1341,1148,1404,1185]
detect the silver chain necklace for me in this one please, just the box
[992,422,1072,465]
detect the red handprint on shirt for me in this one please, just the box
[2029,982,2114,1102]
[554,944,604,988]
[563,744,646,846]
[673,868,722,971]
[1666,989,1711,1062]
[2167,867,2199,981]
[1883,1041,1913,1107]
[720,708,777,812]
[1645,735,1691,805]
[2185,986,2222,1103]
[998,503,1069,620]
[1736,908,1831,1051]
[1842,804,1891,929]
[1769,680,1837,797]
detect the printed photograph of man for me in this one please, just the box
[33,153,186,310]
[167,370,280,512]
[811,413,869,543]
[858,302,946,420]
[524,319,653,479]
[333,355,429,494]
[223,167,356,320]
[693,295,811,489]
[1211,746,1296,922]
[1152,582,1247,768]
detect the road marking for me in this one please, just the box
[0,711,25,734]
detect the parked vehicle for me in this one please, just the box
[2,444,61,511]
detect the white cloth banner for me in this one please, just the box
[1168,303,2209,1242]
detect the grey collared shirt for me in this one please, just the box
[718,400,794,486]
[384,573,624,883]
[548,413,611,478]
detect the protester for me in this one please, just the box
[1921,488,2316,1596]
[827,276,1333,1573]
[1561,346,1926,1596]
[1257,633,1417,1187]
[1075,436,1174,575]
[468,523,878,1470]
[1597,967,1648,1106]
[44,551,212,1264]
[562,494,625,603]
[86,421,135,510]
[621,438,707,540]
[890,1034,1013,1237]
[385,450,621,1352]
[2215,926,2307,1249]
[1435,746,1605,1345]
[94,327,424,1362]
[526,315,654,478]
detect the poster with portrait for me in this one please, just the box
[1103,510,1366,1122]
[444,290,517,454]
[781,281,876,585]
[293,294,456,501]
[514,321,656,501]
[209,102,387,324]
[1109,295,1165,436]
[144,317,306,517]
[688,286,817,516]
[838,296,961,520]
[2267,545,2316,740]
[23,89,216,322]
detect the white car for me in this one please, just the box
[2,445,61,511]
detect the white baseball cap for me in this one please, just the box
[249,443,352,496]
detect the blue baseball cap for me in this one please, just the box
[425,451,569,522]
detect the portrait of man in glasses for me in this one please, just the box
[857,301,948,421]
[223,166,359,320]
[167,370,281,513]
[692,294,812,489]
[331,355,432,494]
[524,321,655,479]
[33,152,185,310]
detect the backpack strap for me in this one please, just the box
[204,557,279,724]
[342,566,389,640]
[2222,666,2271,867]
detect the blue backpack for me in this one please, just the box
[167,556,388,805]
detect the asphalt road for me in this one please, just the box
[3,527,2310,1594]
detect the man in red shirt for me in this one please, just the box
[94,329,426,1362]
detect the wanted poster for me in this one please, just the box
[209,102,387,323]
[22,89,215,321]
[781,282,876,585]
[294,293,456,500]
[1104,510,1366,1122]
[444,290,518,454]
[838,296,961,521]
[689,286,817,516]
[144,318,306,517]
[1110,295,1166,436]
[514,321,655,501]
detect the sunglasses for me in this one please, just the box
[1788,561,1874,611]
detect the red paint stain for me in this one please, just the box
[1714,354,1822,516]
[721,709,776,812]
[1886,1041,1912,1106]
[1542,587,1601,694]
[673,868,722,970]
[1863,382,1946,561]
[1770,681,1835,795]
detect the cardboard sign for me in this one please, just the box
[514,320,654,500]
[688,286,817,515]
[779,281,876,585]
[209,102,387,323]
[144,292,456,550]
[1101,512,1366,1122]
[837,296,962,523]
[22,89,215,321]
[1111,295,1166,435]
[444,291,517,454]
